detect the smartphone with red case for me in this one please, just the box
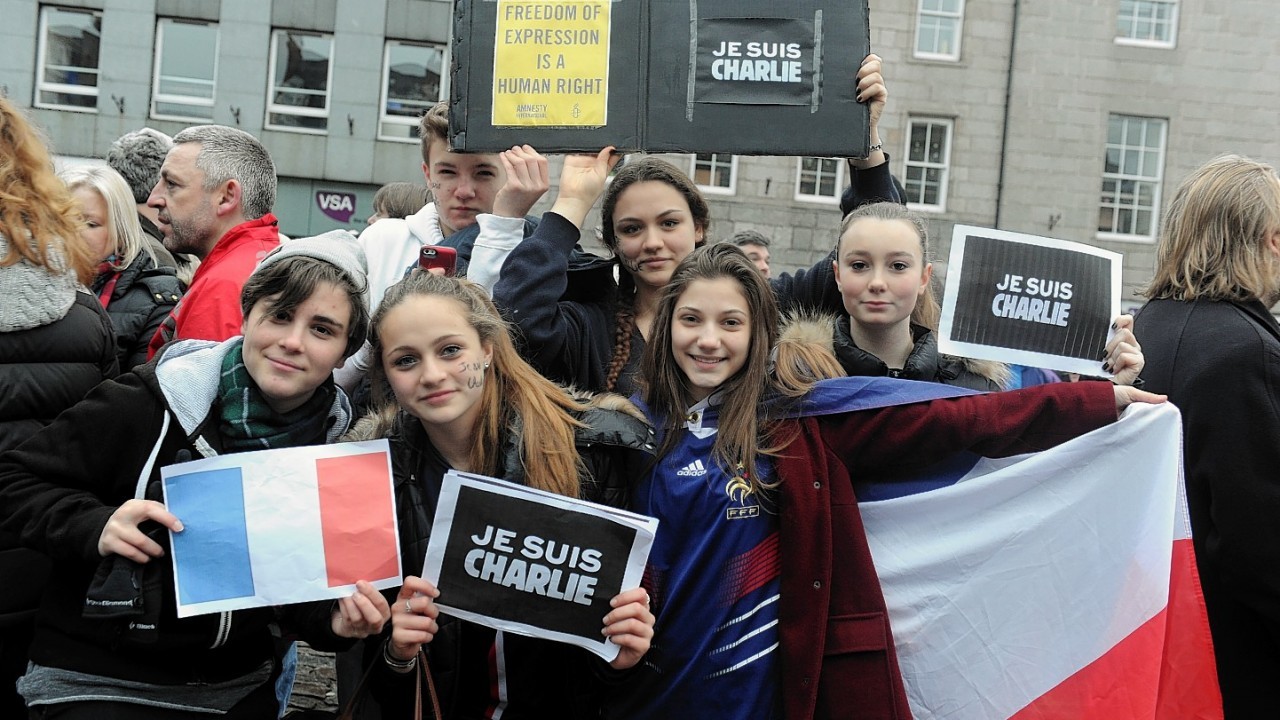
[418,245,458,276]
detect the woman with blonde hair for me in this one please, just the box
[351,271,655,718]
[0,95,117,718]
[61,165,183,369]
[1134,153,1280,717]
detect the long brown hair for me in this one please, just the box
[600,157,712,391]
[639,243,790,496]
[1144,154,1280,303]
[0,97,93,283]
[369,272,587,498]
[838,202,1010,387]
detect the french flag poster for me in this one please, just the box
[161,440,401,618]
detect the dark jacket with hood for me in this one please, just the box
[0,240,118,714]
[92,249,184,370]
[349,394,654,719]
[0,338,353,693]
[829,318,1006,391]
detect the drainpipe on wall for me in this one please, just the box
[994,0,1021,228]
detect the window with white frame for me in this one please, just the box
[35,6,101,111]
[914,0,964,61]
[690,153,737,194]
[266,30,333,133]
[151,19,219,121]
[1116,0,1178,47]
[903,118,952,210]
[379,40,447,141]
[795,157,844,203]
[1098,114,1166,240]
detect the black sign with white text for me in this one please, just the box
[939,227,1121,375]
[424,472,657,660]
[693,18,815,105]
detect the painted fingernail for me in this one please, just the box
[1103,362,1113,373]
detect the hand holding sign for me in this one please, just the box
[1103,314,1144,384]
[603,587,655,671]
[550,146,619,229]
[98,499,184,563]
[331,580,392,640]
[389,575,442,665]
[493,145,551,219]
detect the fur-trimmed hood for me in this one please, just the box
[780,313,1009,391]
[343,388,653,459]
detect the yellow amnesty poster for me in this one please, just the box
[492,1,611,127]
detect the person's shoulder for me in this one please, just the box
[359,216,414,244]
[65,289,115,333]
[134,267,184,305]
[572,391,655,451]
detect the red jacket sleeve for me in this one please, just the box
[171,275,245,342]
[817,381,1117,472]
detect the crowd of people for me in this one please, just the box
[0,45,1274,720]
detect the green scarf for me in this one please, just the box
[217,340,335,453]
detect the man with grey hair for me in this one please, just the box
[106,128,173,242]
[145,125,281,358]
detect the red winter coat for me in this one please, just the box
[147,214,280,358]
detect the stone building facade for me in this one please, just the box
[3,0,1277,296]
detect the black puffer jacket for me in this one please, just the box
[0,257,117,712]
[831,319,1005,391]
[348,394,654,719]
[92,251,183,371]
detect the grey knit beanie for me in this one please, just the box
[254,229,368,295]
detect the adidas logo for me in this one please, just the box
[677,459,708,477]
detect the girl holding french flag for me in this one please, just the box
[603,243,1167,720]
[0,231,392,718]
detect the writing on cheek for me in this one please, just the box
[465,361,486,389]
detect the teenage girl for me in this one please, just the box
[489,56,898,395]
[353,272,655,718]
[0,232,389,718]
[606,243,1164,720]
[800,201,1143,390]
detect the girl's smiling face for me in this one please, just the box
[833,216,932,332]
[669,277,752,402]
[379,295,492,436]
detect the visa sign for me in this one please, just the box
[316,191,357,223]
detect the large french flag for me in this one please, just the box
[861,402,1222,719]
[162,440,402,618]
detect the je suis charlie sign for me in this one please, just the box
[422,471,658,662]
[450,0,872,155]
[938,226,1122,377]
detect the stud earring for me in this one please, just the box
[483,361,490,369]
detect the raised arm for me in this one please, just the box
[841,53,902,214]
[467,145,551,294]
[491,149,621,389]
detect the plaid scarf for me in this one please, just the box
[216,340,334,453]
